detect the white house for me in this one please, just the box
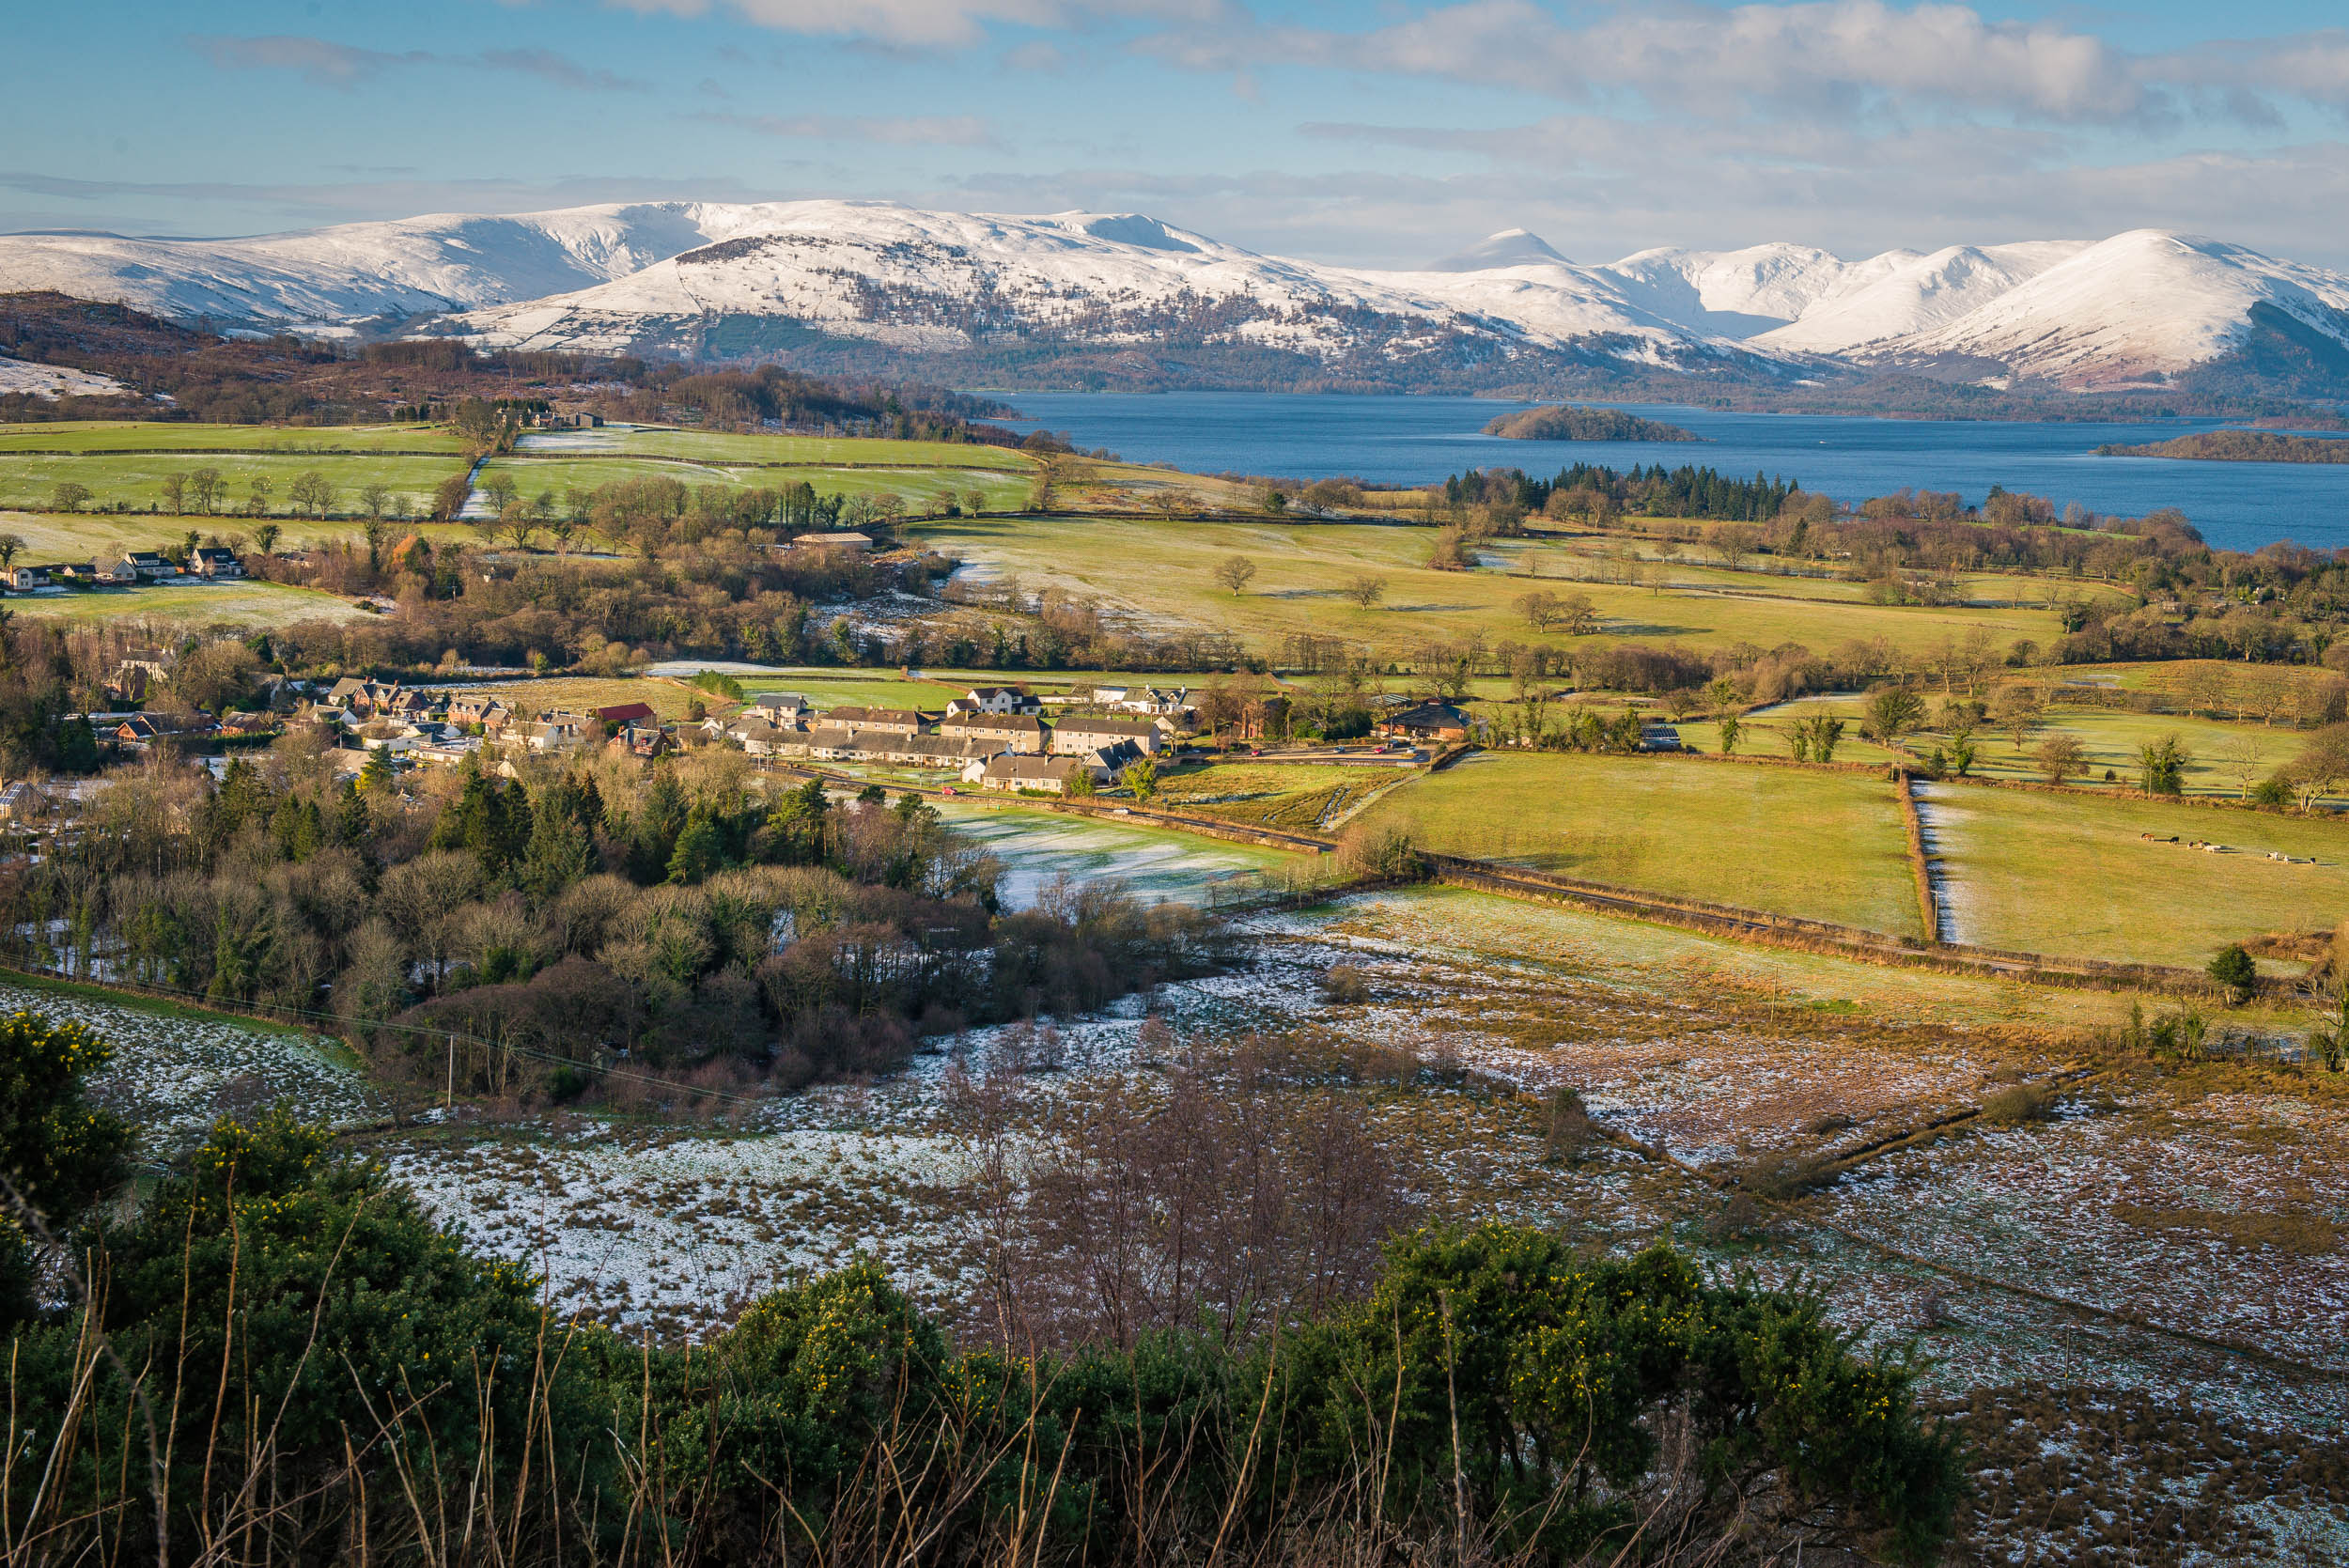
[747,691,812,722]
[959,686,1039,715]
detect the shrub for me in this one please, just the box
[2207,942,2258,1002]
[1268,1225,1966,1562]
[0,1010,132,1326]
[1319,962,1371,1003]
[1543,1084,1595,1162]
[1981,1081,2060,1125]
[1336,822,1425,880]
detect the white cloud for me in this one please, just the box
[1140,0,2156,123]
[605,0,1222,49]
[941,129,2349,272]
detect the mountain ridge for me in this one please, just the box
[4,201,2347,396]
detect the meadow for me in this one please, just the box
[0,452,466,514]
[1738,694,2316,798]
[475,453,1034,511]
[912,512,2082,657]
[0,420,464,454]
[1155,759,1413,831]
[604,428,1038,470]
[1353,750,1925,936]
[1920,781,2349,965]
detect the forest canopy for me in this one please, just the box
[2095,429,2349,464]
[1482,404,1702,442]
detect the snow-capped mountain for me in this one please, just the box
[6,200,2348,391]
[431,203,1732,372]
[0,203,830,329]
[1815,231,2349,388]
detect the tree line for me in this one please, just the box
[0,736,1228,1097]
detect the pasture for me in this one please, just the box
[0,421,463,454]
[475,453,1033,512]
[1920,782,2349,966]
[1736,696,2318,799]
[607,428,1037,470]
[914,513,2082,658]
[0,452,464,515]
[1355,751,1924,936]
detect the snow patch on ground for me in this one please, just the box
[0,356,130,399]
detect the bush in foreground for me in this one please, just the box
[7,1113,1963,1564]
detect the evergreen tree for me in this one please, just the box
[666,805,726,884]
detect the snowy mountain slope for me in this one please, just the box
[8,201,2349,390]
[1751,241,2092,355]
[1840,230,2349,387]
[1597,243,1859,339]
[0,203,822,326]
[1424,228,1573,272]
[439,202,1725,366]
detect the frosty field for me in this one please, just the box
[37,853,2349,1561]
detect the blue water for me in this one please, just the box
[994,392,2349,555]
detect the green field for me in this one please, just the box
[912,514,2079,660]
[1488,536,2127,613]
[0,452,462,514]
[0,421,463,454]
[0,421,1040,525]
[1737,697,2320,799]
[1355,752,1924,936]
[605,428,1038,470]
[477,454,1032,512]
[1921,783,2349,966]
[459,675,714,719]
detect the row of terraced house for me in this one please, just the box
[714,687,1184,793]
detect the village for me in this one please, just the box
[5,542,249,593]
[64,648,1484,806]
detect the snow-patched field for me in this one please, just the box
[43,862,2349,1559]
[0,981,383,1153]
[0,356,129,400]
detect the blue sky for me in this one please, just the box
[10,0,2349,266]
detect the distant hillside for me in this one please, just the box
[2095,428,2349,463]
[1483,405,1700,442]
[0,291,1019,438]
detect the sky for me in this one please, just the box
[10,0,2349,268]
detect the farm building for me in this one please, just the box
[1377,703,1474,743]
